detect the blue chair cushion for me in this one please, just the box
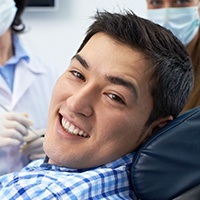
[131,106,200,200]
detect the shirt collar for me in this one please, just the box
[40,152,135,173]
[8,34,48,74]
[7,34,30,65]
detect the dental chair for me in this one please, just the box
[131,106,200,200]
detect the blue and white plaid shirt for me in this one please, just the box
[0,153,137,199]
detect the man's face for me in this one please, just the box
[44,33,160,169]
[146,0,199,9]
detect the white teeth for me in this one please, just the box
[69,125,75,133]
[83,133,88,137]
[73,128,79,135]
[61,117,89,138]
[66,121,70,128]
[62,118,65,126]
[79,130,84,136]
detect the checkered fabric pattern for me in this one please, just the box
[0,153,136,199]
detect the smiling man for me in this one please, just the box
[45,33,157,170]
[0,10,193,199]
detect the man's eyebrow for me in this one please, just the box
[71,54,138,98]
[105,75,139,99]
[71,54,89,69]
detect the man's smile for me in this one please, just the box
[61,116,90,138]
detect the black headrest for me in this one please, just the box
[131,106,200,200]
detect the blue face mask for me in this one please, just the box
[147,6,200,46]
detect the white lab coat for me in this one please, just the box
[0,47,58,175]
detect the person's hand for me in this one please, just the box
[0,112,33,147]
[20,129,46,160]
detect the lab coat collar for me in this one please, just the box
[11,34,30,65]
[24,55,47,74]
[0,36,49,110]
[18,38,47,74]
[0,76,11,95]
[11,57,48,109]
[14,34,47,74]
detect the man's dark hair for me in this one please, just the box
[12,0,29,33]
[77,10,194,126]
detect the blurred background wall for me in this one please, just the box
[22,0,147,75]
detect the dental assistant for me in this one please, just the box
[146,0,200,112]
[0,0,58,175]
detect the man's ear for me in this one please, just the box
[138,115,174,146]
[151,115,173,135]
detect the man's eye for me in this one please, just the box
[107,93,125,105]
[70,70,85,81]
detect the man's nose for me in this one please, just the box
[66,84,98,117]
